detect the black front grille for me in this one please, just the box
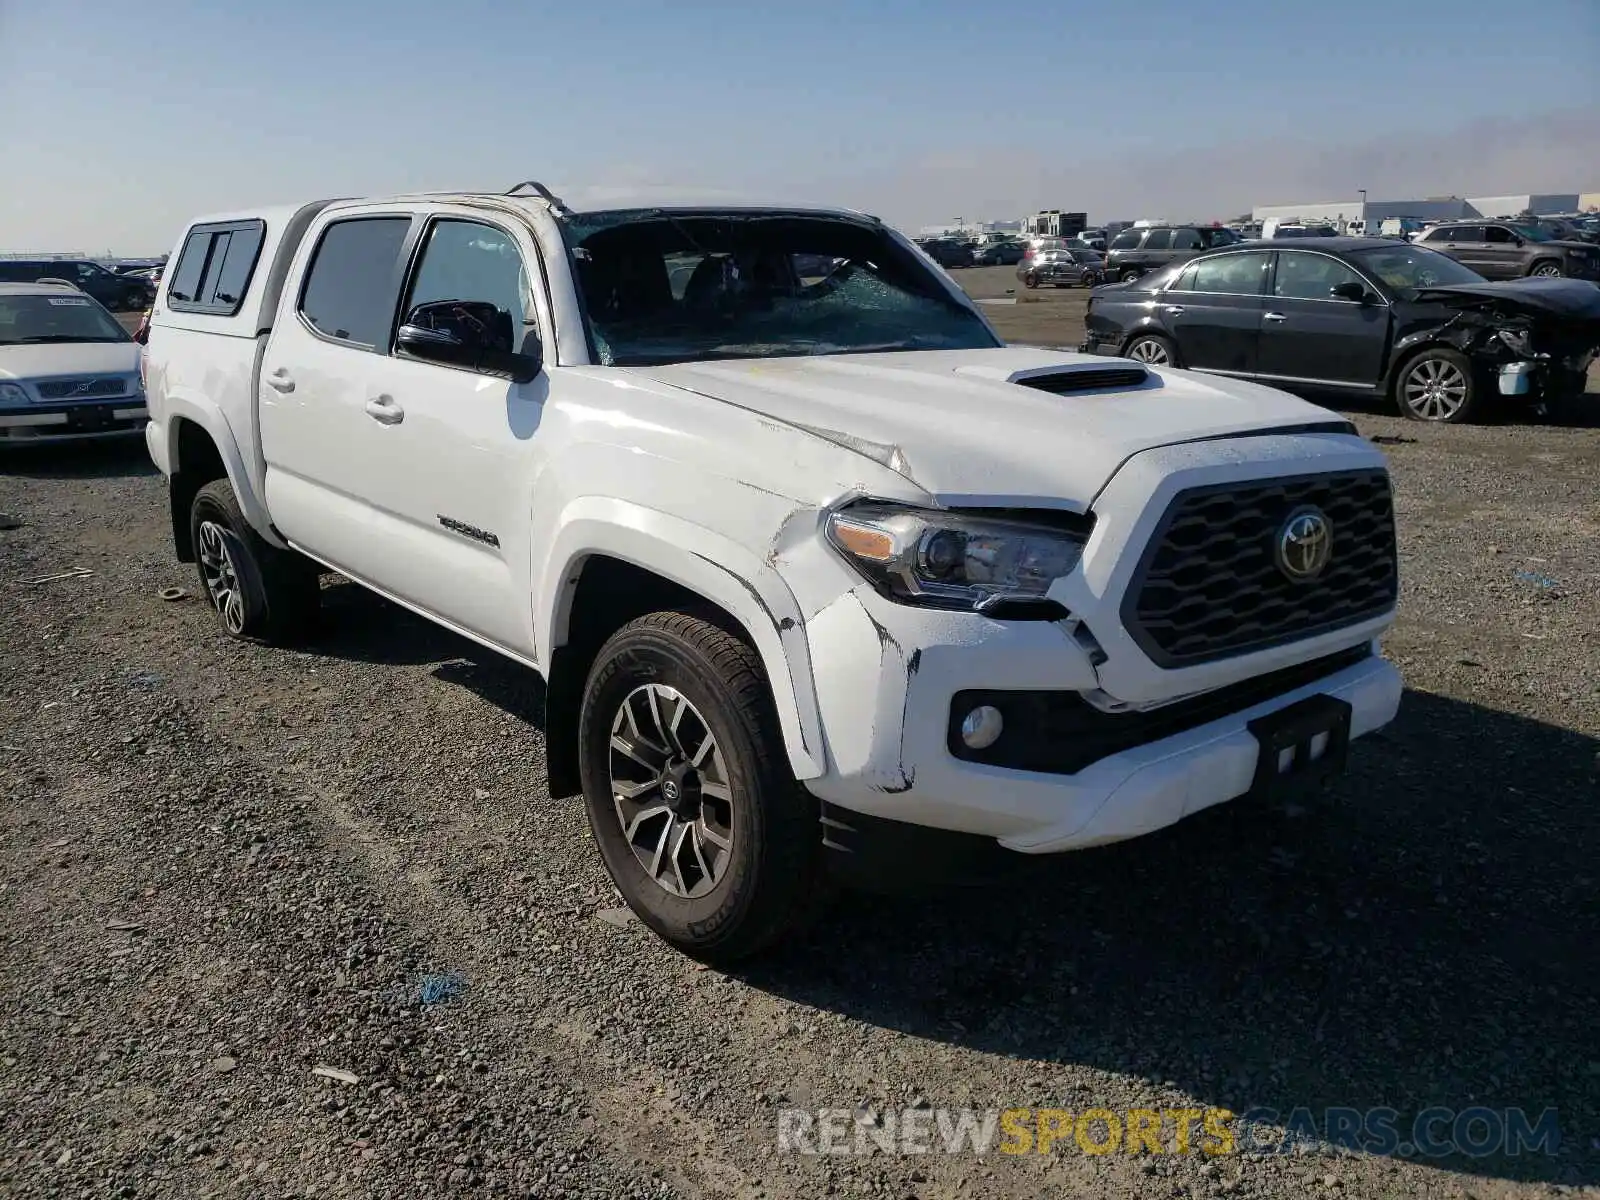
[1123,470,1396,667]
[36,377,128,400]
[1015,367,1150,394]
[948,644,1372,775]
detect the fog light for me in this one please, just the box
[960,705,1004,750]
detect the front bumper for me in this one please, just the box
[804,583,1399,854]
[0,401,147,442]
[798,431,1400,856]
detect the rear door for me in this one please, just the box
[1478,225,1525,279]
[1427,225,1486,272]
[1159,249,1272,373]
[258,210,416,581]
[1254,250,1389,389]
[1137,228,1173,270]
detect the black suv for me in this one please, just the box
[0,259,155,311]
[1413,222,1600,281]
[1104,225,1240,282]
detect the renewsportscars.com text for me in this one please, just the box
[777,1105,1561,1159]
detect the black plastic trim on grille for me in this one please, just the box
[35,377,128,400]
[1014,367,1150,394]
[947,643,1373,776]
[1120,469,1397,669]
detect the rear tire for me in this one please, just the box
[189,478,320,642]
[1394,347,1480,423]
[578,611,821,964]
[1123,333,1180,367]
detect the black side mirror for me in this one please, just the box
[1330,281,1369,303]
[396,300,542,384]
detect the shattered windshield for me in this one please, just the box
[1348,245,1485,293]
[561,210,1000,366]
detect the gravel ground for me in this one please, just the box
[1,297,1598,1199]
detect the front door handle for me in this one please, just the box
[1162,305,1185,315]
[1263,311,1288,322]
[365,395,405,425]
[266,368,295,393]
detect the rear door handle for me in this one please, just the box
[1264,311,1288,322]
[364,395,404,425]
[266,368,295,393]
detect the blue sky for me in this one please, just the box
[1,0,1595,252]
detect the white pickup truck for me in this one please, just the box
[142,182,1403,961]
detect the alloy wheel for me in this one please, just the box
[1531,263,1563,278]
[607,683,735,899]
[196,519,246,634]
[1126,338,1171,365]
[1403,357,1468,420]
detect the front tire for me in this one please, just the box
[189,478,320,642]
[1394,347,1479,423]
[1529,260,1564,278]
[578,611,821,964]
[1119,268,1142,283]
[1022,272,1039,289]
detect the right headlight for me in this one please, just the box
[825,501,1088,611]
[0,382,30,406]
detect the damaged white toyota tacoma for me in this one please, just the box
[141,183,1403,961]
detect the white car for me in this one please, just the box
[0,282,147,443]
[141,184,1404,962]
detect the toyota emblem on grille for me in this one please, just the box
[1274,506,1333,580]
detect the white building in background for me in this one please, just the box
[1465,193,1581,217]
[1252,197,1474,226]
[917,219,1023,238]
[1252,191,1597,227]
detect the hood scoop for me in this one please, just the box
[953,361,1152,395]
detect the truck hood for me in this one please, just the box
[628,347,1347,507]
[1411,278,1600,322]
[0,341,142,381]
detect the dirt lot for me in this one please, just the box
[1,288,1597,1199]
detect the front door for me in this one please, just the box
[1160,250,1272,374]
[357,215,550,655]
[1254,250,1389,390]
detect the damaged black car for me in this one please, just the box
[1079,237,1600,423]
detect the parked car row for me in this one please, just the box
[0,258,156,311]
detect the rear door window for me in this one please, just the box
[1141,230,1173,251]
[1170,229,1203,250]
[298,217,411,348]
[1172,251,1270,295]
